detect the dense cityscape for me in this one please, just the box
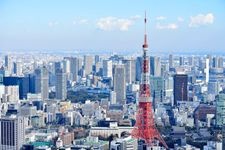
[1,39,225,149]
[1,1,225,150]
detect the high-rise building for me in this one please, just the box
[5,55,12,74]
[56,69,67,100]
[94,62,102,75]
[135,57,142,82]
[164,76,174,98]
[0,71,3,85]
[207,54,212,68]
[34,66,49,100]
[150,76,164,109]
[113,64,126,104]
[208,81,220,95]
[216,93,225,127]
[150,56,161,77]
[110,91,117,104]
[179,56,184,66]
[205,58,210,84]
[54,62,62,74]
[13,61,23,76]
[169,54,173,68]
[84,55,94,76]
[218,57,224,68]
[95,55,100,64]
[188,56,194,66]
[213,56,219,68]
[62,59,71,74]
[3,76,30,99]
[0,70,3,100]
[70,57,83,82]
[174,74,188,105]
[123,58,136,84]
[3,85,19,103]
[103,60,112,78]
[0,117,25,150]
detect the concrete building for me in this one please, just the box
[70,57,82,82]
[208,81,220,95]
[34,66,49,100]
[213,56,219,68]
[19,105,37,117]
[3,85,19,103]
[205,58,210,84]
[123,58,136,84]
[56,69,67,100]
[150,76,164,109]
[174,74,188,105]
[218,57,223,68]
[90,122,133,139]
[0,117,25,150]
[103,60,113,78]
[5,55,12,74]
[110,136,137,150]
[216,94,225,126]
[13,61,23,76]
[165,76,174,98]
[136,57,142,82]
[150,56,161,77]
[113,64,126,105]
[110,91,117,104]
[84,55,94,76]
[188,56,194,66]
[169,54,173,68]
[62,59,70,74]
[179,56,184,66]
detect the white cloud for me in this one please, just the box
[96,17,135,31]
[48,21,58,27]
[130,15,141,20]
[73,19,88,25]
[156,16,166,21]
[156,23,178,30]
[189,13,214,27]
[79,19,88,24]
[177,17,184,22]
[72,21,76,25]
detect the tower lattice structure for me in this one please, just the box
[131,13,168,149]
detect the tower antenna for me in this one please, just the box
[131,12,168,149]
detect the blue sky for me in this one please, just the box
[0,0,225,53]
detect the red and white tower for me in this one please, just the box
[131,13,168,149]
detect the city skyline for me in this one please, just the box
[0,0,225,53]
[1,1,225,149]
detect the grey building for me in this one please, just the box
[56,68,67,100]
[169,54,173,68]
[84,55,94,76]
[34,66,49,100]
[179,56,184,66]
[123,58,136,84]
[5,55,12,74]
[113,64,126,105]
[216,93,225,127]
[0,117,25,150]
[70,57,83,82]
[150,76,164,109]
[150,56,161,77]
[136,57,142,82]
[103,60,112,78]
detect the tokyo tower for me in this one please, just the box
[131,13,168,149]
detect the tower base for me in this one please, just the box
[132,102,168,149]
